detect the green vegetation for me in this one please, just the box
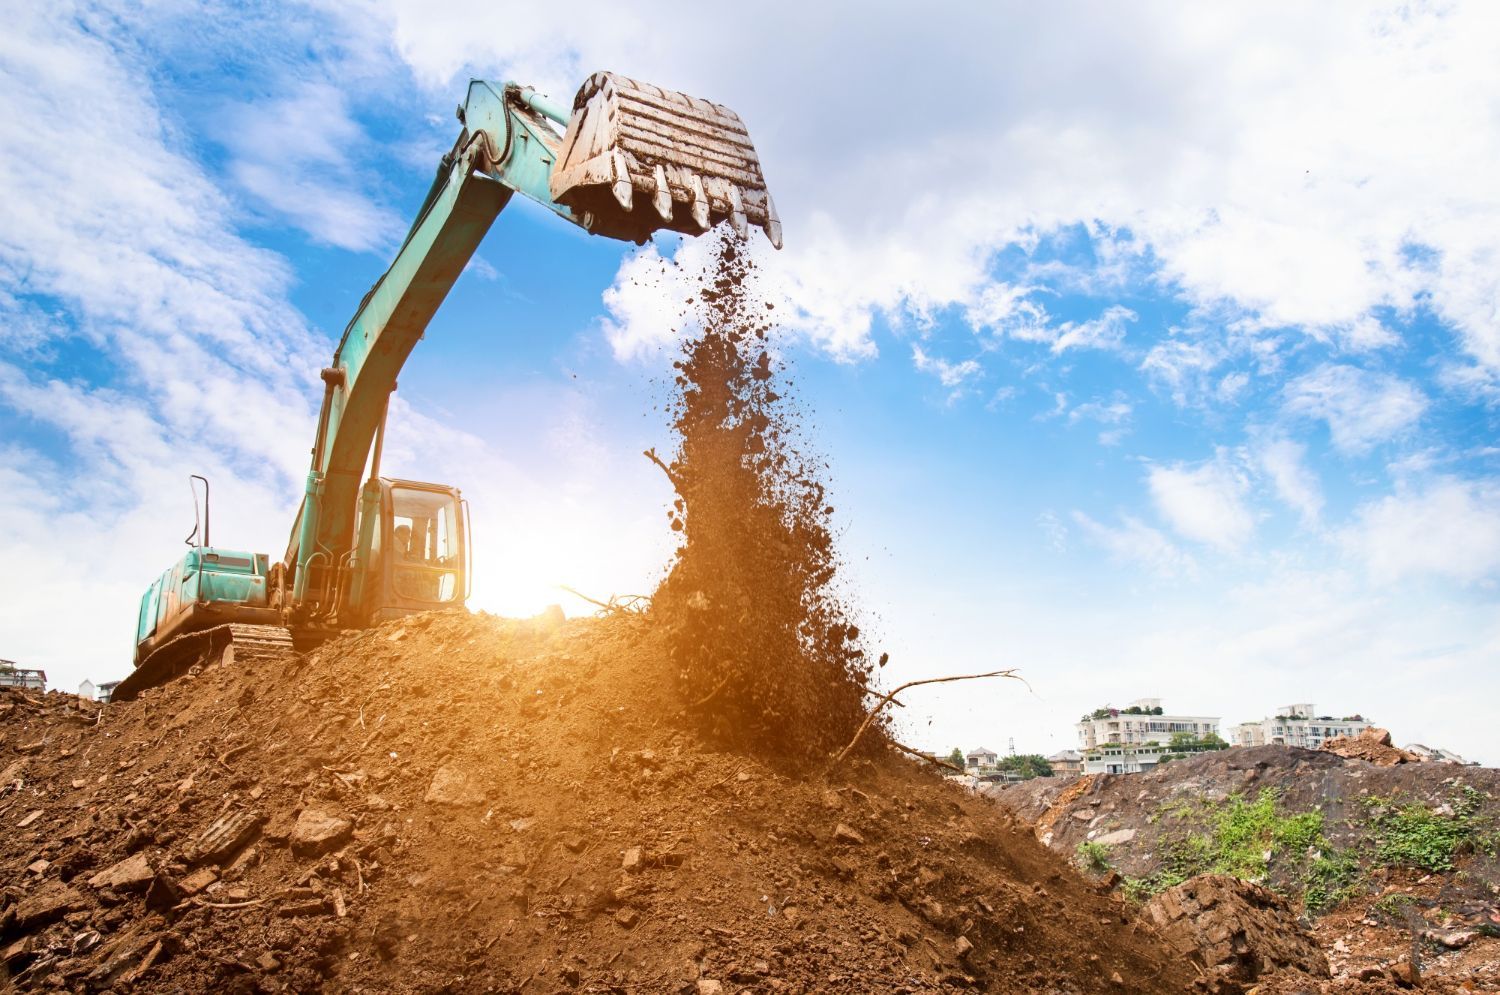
[1076,840,1112,872]
[946,747,964,769]
[996,754,1053,779]
[1168,730,1228,750]
[1121,789,1357,914]
[1119,784,1497,915]
[1366,785,1490,872]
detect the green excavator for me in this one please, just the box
[117,72,780,701]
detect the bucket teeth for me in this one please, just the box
[550,71,781,248]
[689,174,710,231]
[652,164,673,221]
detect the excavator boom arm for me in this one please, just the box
[283,75,778,614]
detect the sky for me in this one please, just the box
[1,1,1498,764]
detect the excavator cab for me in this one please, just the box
[349,478,468,624]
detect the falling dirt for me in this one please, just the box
[649,232,876,766]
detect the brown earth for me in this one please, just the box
[986,748,1500,993]
[2,613,1200,993]
[1321,729,1421,768]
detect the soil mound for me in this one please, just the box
[0,615,1197,992]
[1142,875,1328,993]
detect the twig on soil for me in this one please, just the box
[688,673,732,710]
[641,447,683,491]
[192,896,266,910]
[559,585,652,617]
[889,740,964,773]
[829,669,1028,769]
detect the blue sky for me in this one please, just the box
[2,1,1498,763]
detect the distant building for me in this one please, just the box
[1233,704,1370,750]
[78,680,120,703]
[1077,698,1220,750]
[1082,741,1226,776]
[1047,749,1084,778]
[0,660,46,692]
[79,680,96,701]
[96,681,120,703]
[965,747,999,770]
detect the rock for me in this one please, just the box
[14,739,45,755]
[622,846,645,872]
[25,859,48,876]
[821,790,843,810]
[290,809,352,858]
[1142,875,1328,988]
[88,852,155,891]
[16,809,43,828]
[15,882,85,930]
[1070,809,1093,822]
[1390,961,1420,988]
[1094,828,1136,846]
[1110,972,1123,985]
[697,981,724,995]
[954,936,973,959]
[256,952,281,972]
[833,823,865,845]
[178,867,219,896]
[188,808,264,865]
[278,898,329,917]
[1431,928,1477,949]
[614,907,640,929]
[424,764,484,807]
[145,872,184,911]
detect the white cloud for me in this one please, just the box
[911,345,982,391]
[1147,453,1255,551]
[1255,437,1324,525]
[220,82,402,252]
[1283,363,1426,453]
[373,0,1500,383]
[1340,477,1500,584]
[1051,304,1137,354]
[1072,511,1195,577]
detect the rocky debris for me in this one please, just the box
[187,807,263,864]
[0,620,1202,993]
[1143,875,1329,993]
[86,852,154,891]
[423,763,485,807]
[13,882,85,931]
[1322,727,1422,766]
[288,808,352,858]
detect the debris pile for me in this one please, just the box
[0,618,1196,992]
[1321,727,1421,767]
[1141,875,1328,993]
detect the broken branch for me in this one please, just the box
[829,668,1027,769]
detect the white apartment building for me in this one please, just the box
[1076,698,1220,750]
[1233,704,1370,750]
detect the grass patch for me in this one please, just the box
[1367,786,1490,873]
[1124,789,1359,914]
[1076,840,1112,872]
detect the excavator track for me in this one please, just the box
[112,623,296,703]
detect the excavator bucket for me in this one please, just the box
[550,72,782,248]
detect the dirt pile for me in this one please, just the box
[987,746,1500,992]
[649,233,875,766]
[1141,875,1328,993]
[1322,729,1420,767]
[1,615,1198,993]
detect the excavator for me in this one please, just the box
[116,72,780,701]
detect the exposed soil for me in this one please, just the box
[1,615,1194,993]
[987,747,1500,993]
